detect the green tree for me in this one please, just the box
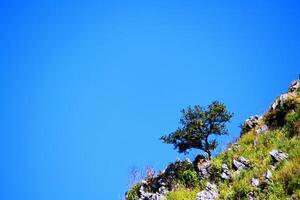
[160,101,233,159]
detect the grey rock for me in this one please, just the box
[197,160,211,179]
[239,156,250,167]
[288,80,300,94]
[246,115,260,129]
[251,178,260,187]
[241,115,261,135]
[269,150,288,162]
[221,164,231,180]
[256,124,268,134]
[253,139,257,147]
[264,170,272,181]
[158,186,168,196]
[196,182,218,200]
[139,193,166,200]
[247,192,255,200]
[233,156,249,171]
[139,185,167,200]
[271,93,289,110]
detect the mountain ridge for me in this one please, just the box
[126,79,300,200]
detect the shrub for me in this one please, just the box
[231,180,253,199]
[276,158,300,196]
[285,109,300,137]
[264,99,299,129]
[126,183,141,200]
[181,170,199,188]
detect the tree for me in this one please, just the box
[160,101,233,159]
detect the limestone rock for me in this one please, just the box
[233,156,249,171]
[264,169,272,181]
[288,80,300,94]
[139,192,166,200]
[251,178,260,187]
[269,150,288,162]
[256,124,268,134]
[197,160,211,179]
[241,115,261,134]
[247,192,255,200]
[196,182,218,200]
[271,93,289,110]
[220,164,231,180]
[139,185,167,200]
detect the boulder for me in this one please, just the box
[139,185,167,200]
[241,115,261,134]
[233,156,249,171]
[251,178,260,187]
[220,164,231,180]
[288,80,300,94]
[269,150,288,162]
[271,93,289,110]
[139,192,166,200]
[247,192,255,200]
[256,124,268,134]
[197,160,211,179]
[264,169,272,181]
[196,182,218,200]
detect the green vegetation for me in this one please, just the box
[214,98,300,199]
[181,170,199,188]
[126,183,141,200]
[166,187,199,200]
[126,81,300,200]
[161,101,233,159]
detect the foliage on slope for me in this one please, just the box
[126,81,300,200]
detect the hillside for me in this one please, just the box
[126,79,300,200]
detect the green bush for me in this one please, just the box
[166,187,199,200]
[232,180,253,199]
[264,99,299,129]
[181,170,199,188]
[285,109,300,137]
[126,183,141,200]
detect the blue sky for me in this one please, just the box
[0,0,299,199]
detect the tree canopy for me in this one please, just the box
[160,101,233,159]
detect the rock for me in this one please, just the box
[253,139,257,147]
[139,185,167,200]
[271,93,289,110]
[247,192,255,200]
[251,178,260,187]
[270,165,276,171]
[256,124,268,134]
[239,156,250,167]
[264,170,272,181]
[269,150,288,162]
[197,160,211,179]
[139,192,166,200]
[288,80,300,94]
[196,182,218,200]
[158,186,168,196]
[221,164,231,180]
[241,115,261,135]
[233,156,249,171]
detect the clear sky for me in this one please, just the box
[0,0,299,199]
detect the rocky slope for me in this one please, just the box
[126,79,300,200]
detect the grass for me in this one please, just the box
[166,187,200,200]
